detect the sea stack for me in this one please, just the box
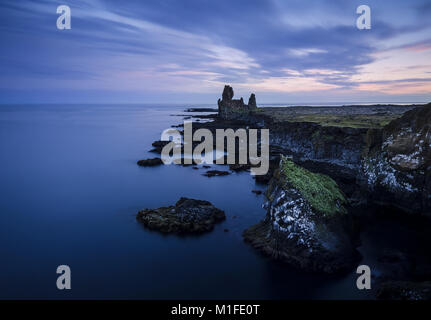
[217,85,258,119]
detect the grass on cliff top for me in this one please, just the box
[254,109,400,129]
[279,157,347,217]
[289,114,395,129]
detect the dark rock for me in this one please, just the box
[222,85,234,101]
[243,156,359,273]
[377,281,431,300]
[360,103,431,216]
[136,198,225,234]
[218,85,258,119]
[248,93,257,109]
[251,190,262,195]
[375,249,415,281]
[192,166,199,170]
[149,140,170,153]
[378,249,409,264]
[137,158,163,167]
[266,121,367,191]
[191,114,217,120]
[203,165,211,169]
[171,123,184,128]
[229,163,251,172]
[185,108,218,112]
[224,229,229,232]
[254,172,273,185]
[212,88,430,216]
[253,161,277,185]
[203,170,230,177]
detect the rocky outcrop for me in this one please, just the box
[360,103,431,215]
[243,156,359,273]
[203,170,230,177]
[214,85,430,215]
[265,104,431,214]
[149,140,170,153]
[218,85,257,119]
[137,198,225,234]
[248,93,257,109]
[137,158,163,167]
[213,86,368,195]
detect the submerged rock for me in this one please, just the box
[149,140,170,153]
[137,198,225,234]
[361,103,431,216]
[137,158,163,167]
[229,163,251,172]
[184,108,218,112]
[203,170,230,177]
[243,156,359,273]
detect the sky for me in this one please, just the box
[0,0,431,104]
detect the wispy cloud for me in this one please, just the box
[0,0,430,103]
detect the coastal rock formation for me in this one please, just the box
[137,198,225,234]
[360,103,431,215]
[149,140,170,153]
[243,156,359,273]
[203,170,230,177]
[213,86,370,195]
[218,85,258,119]
[137,158,163,166]
[213,86,430,215]
[248,93,257,109]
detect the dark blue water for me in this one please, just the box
[0,104,373,299]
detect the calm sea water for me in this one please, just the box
[0,104,373,299]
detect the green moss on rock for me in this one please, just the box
[279,156,347,217]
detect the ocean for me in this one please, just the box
[0,104,373,299]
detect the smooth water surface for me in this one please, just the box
[0,104,373,299]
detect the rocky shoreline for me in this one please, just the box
[137,85,431,299]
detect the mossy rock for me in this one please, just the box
[278,156,347,217]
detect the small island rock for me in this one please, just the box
[137,198,225,234]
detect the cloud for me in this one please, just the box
[0,0,430,102]
[287,48,328,57]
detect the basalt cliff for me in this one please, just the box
[202,86,431,290]
[360,105,431,215]
[213,86,431,217]
[146,86,431,296]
